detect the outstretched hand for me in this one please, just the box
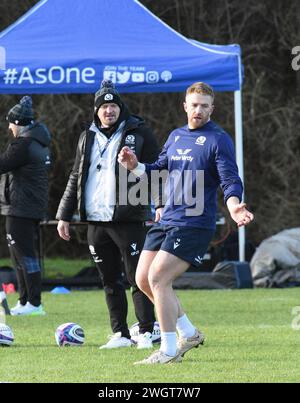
[118,146,138,171]
[229,202,254,227]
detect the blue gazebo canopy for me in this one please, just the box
[0,0,242,94]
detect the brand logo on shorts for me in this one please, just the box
[130,242,140,256]
[89,245,103,263]
[6,234,15,247]
[173,238,181,249]
[194,255,203,264]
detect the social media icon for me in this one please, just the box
[161,70,172,82]
[132,72,145,83]
[146,71,159,83]
[117,71,131,84]
[103,70,116,83]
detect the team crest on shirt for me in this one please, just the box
[195,136,206,146]
[125,135,135,145]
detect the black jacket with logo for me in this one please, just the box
[0,123,51,220]
[56,115,160,223]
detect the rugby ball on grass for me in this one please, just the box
[0,324,14,346]
[55,322,84,346]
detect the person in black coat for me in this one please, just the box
[57,80,162,349]
[0,96,51,316]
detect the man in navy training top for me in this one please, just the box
[118,81,254,364]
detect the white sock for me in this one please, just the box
[0,291,6,302]
[176,314,196,338]
[160,332,177,357]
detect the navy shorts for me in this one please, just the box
[143,223,215,268]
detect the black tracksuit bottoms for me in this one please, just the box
[87,222,155,339]
[5,216,42,307]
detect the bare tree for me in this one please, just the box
[0,0,299,257]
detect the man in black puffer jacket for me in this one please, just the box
[57,80,162,349]
[0,96,51,316]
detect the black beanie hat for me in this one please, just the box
[94,80,123,113]
[7,96,34,126]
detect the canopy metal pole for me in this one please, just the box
[234,89,245,261]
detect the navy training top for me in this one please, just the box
[144,120,243,229]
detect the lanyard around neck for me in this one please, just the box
[95,131,120,171]
[95,132,116,158]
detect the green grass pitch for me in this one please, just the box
[1,288,300,383]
